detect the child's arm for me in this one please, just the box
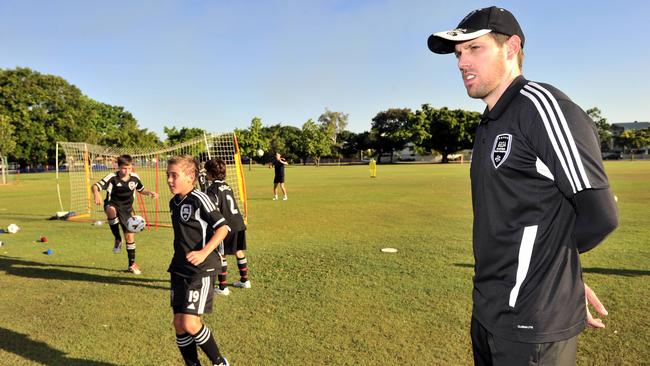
[186,225,229,266]
[139,189,159,200]
[92,184,103,205]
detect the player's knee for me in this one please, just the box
[236,250,245,258]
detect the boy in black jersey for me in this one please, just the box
[167,155,230,366]
[92,155,158,274]
[204,158,250,296]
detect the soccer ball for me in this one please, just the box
[7,224,20,234]
[126,215,146,233]
[256,149,264,157]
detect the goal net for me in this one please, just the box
[56,132,247,228]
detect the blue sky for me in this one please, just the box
[1,0,648,138]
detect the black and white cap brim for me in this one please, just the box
[428,29,492,54]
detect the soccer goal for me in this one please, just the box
[56,132,247,228]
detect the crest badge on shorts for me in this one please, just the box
[128,181,137,190]
[180,204,192,221]
[492,134,512,169]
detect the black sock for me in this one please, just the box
[192,325,224,364]
[108,218,121,241]
[126,242,136,267]
[176,332,200,366]
[218,260,228,290]
[237,256,249,282]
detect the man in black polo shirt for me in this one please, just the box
[271,152,288,200]
[428,6,618,365]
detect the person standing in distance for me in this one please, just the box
[270,152,288,200]
[92,154,158,274]
[203,158,251,296]
[428,7,618,365]
[167,155,230,366]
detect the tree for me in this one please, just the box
[164,126,206,146]
[586,107,612,151]
[318,108,349,144]
[617,128,650,155]
[300,119,331,166]
[264,124,302,162]
[370,108,414,163]
[0,114,16,183]
[414,105,480,163]
[236,117,269,170]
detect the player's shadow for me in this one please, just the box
[0,327,117,365]
[0,255,168,290]
[453,263,650,277]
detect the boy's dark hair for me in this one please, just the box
[117,155,133,167]
[204,158,227,181]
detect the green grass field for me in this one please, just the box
[0,162,648,365]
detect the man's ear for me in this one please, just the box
[506,35,522,60]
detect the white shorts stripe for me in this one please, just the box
[198,276,209,314]
[509,225,538,307]
[521,89,577,193]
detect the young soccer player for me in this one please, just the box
[203,158,250,296]
[167,155,230,366]
[92,154,158,274]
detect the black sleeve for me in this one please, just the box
[573,188,619,253]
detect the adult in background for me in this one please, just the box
[428,6,618,365]
[271,152,288,200]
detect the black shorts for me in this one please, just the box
[104,201,134,232]
[274,175,285,184]
[223,230,247,255]
[470,316,577,365]
[170,272,216,315]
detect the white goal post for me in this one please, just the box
[56,132,248,228]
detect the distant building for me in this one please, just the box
[610,121,650,157]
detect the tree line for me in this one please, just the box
[2,67,639,168]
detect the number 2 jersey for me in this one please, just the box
[205,180,246,232]
[168,189,230,277]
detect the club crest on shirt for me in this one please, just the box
[128,181,137,190]
[492,134,512,169]
[180,204,193,221]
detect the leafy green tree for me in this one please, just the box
[164,126,206,146]
[264,124,302,162]
[370,108,414,163]
[318,108,349,144]
[617,129,650,155]
[586,107,612,150]
[414,105,480,163]
[0,114,16,159]
[300,119,331,166]
[236,117,269,170]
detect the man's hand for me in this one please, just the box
[585,283,608,328]
[186,249,209,266]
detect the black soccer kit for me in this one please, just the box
[273,160,285,183]
[95,172,145,227]
[205,180,246,254]
[470,76,611,343]
[168,189,229,314]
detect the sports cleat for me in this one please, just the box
[214,357,229,366]
[272,195,278,200]
[214,287,230,296]
[127,263,142,275]
[113,241,122,254]
[282,195,288,200]
[233,280,251,289]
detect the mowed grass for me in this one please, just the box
[0,161,648,365]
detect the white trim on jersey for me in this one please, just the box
[535,157,554,181]
[212,217,225,229]
[522,83,592,193]
[520,88,577,193]
[509,225,538,307]
[528,82,591,189]
[194,208,209,248]
[191,190,217,212]
[198,276,210,315]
